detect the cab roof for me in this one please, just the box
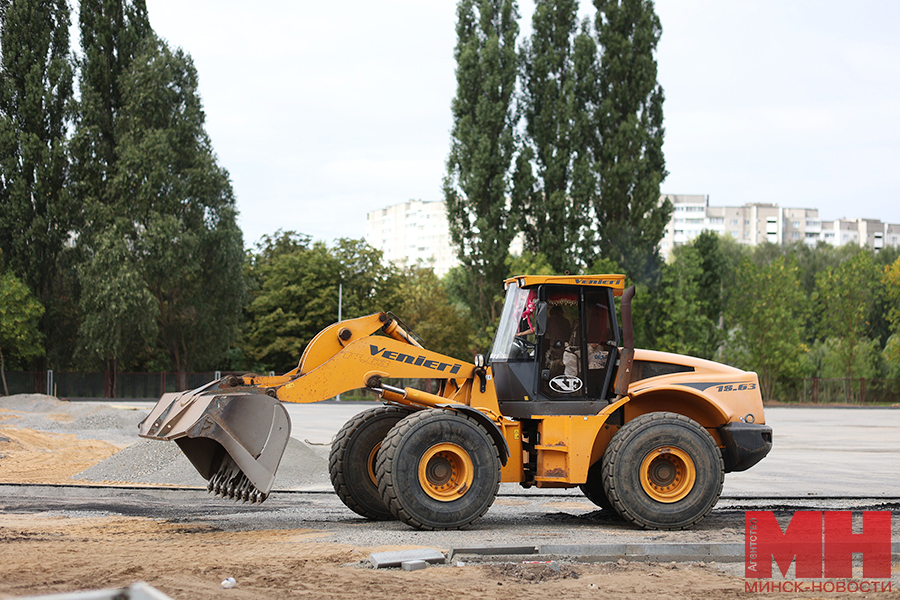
[504,274,627,295]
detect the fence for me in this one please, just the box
[3,371,220,399]
[2,371,438,401]
[780,377,900,405]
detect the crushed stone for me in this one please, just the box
[2,394,332,491]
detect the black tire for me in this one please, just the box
[580,460,615,512]
[329,405,412,520]
[602,412,724,530]
[376,408,500,530]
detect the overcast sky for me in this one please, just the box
[142,0,900,248]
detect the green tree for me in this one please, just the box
[645,246,717,359]
[814,250,881,382]
[881,257,900,378]
[394,267,475,361]
[109,37,245,388]
[591,0,669,280]
[77,222,157,394]
[444,0,520,331]
[724,256,808,401]
[70,0,150,236]
[514,1,596,272]
[246,237,400,372]
[0,270,44,395]
[0,0,75,367]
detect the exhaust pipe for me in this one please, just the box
[613,285,636,398]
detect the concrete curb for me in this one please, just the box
[450,543,747,563]
[450,542,900,564]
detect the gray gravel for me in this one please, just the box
[0,394,149,446]
[72,437,330,489]
[2,394,332,490]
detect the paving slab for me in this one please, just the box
[368,548,445,569]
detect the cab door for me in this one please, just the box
[537,286,618,404]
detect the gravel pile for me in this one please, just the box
[73,437,331,491]
[2,394,332,491]
[0,394,149,446]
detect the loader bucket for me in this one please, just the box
[138,380,291,503]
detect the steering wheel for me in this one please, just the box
[513,336,535,357]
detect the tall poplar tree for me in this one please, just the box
[70,0,150,237]
[108,37,245,387]
[514,1,597,273]
[0,0,75,366]
[592,0,670,280]
[444,0,520,331]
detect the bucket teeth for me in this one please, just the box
[206,457,269,504]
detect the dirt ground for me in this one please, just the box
[0,514,800,600]
[1,398,897,599]
[0,427,123,484]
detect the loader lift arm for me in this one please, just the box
[138,312,503,503]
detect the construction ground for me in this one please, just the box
[0,394,898,599]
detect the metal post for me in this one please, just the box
[46,370,53,397]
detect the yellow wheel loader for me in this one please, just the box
[139,274,772,530]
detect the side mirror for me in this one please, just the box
[533,301,548,336]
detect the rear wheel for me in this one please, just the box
[602,412,723,530]
[329,405,412,520]
[580,460,615,512]
[376,409,500,530]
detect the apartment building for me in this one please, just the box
[365,199,459,277]
[368,197,899,272]
[660,195,899,257]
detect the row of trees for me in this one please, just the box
[444,0,670,337]
[229,233,900,403]
[638,234,900,400]
[0,0,244,388]
[1,0,673,388]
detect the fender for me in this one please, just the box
[625,385,730,428]
[437,403,510,466]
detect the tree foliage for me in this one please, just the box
[646,246,718,359]
[724,256,808,400]
[0,269,44,394]
[444,0,520,331]
[246,236,400,372]
[514,1,596,272]
[0,0,75,366]
[591,0,669,280]
[77,222,157,389]
[70,0,150,235]
[75,34,245,385]
[813,250,881,381]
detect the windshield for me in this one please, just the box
[490,282,535,362]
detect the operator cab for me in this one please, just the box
[490,275,624,418]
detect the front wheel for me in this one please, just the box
[376,409,500,530]
[329,406,412,520]
[602,412,723,530]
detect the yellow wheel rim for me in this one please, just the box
[366,442,382,486]
[639,446,696,503]
[418,443,474,501]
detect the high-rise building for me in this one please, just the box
[365,199,458,277]
[660,194,899,257]
[367,197,899,272]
